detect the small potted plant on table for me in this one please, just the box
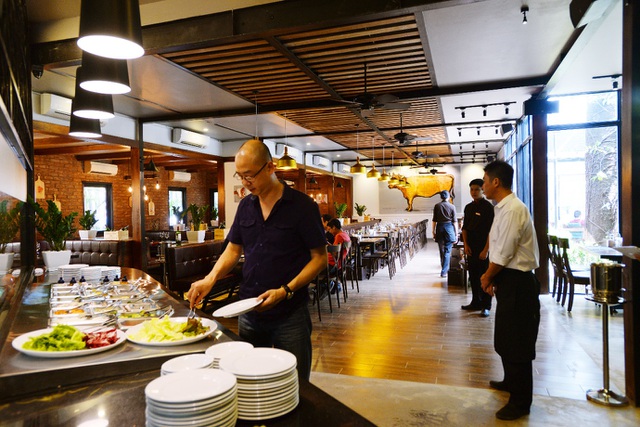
[31,199,78,271]
[78,209,98,240]
[186,203,208,243]
[354,203,367,223]
[334,202,347,225]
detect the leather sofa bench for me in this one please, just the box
[40,240,124,266]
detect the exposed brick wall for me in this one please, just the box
[34,155,214,233]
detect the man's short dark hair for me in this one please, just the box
[469,178,484,187]
[321,214,333,222]
[484,160,513,190]
[327,218,342,229]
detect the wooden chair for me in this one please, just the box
[547,234,563,299]
[342,240,359,293]
[558,237,590,312]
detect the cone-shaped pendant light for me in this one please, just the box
[69,106,102,138]
[350,125,366,174]
[79,51,131,95]
[276,112,297,170]
[73,67,115,120]
[378,145,389,181]
[78,0,144,60]
[366,137,380,178]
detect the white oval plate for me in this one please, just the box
[145,369,237,403]
[12,328,126,358]
[219,347,297,378]
[205,341,254,360]
[212,298,263,318]
[126,317,217,346]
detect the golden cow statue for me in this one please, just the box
[388,174,455,211]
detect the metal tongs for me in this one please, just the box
[187,307,197,320]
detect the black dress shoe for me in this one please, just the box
[461,304,481,311]
[489,380,508,391]
[495,403,530,420]
[481,309,490,317]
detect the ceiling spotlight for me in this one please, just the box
[495,126,499,135]
[476,127,481,136]
[457,128,462,137]
[460,108,466,119]
[521,5,529,24]
[482,106,487,117]
[504,104,510,114]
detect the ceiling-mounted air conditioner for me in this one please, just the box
[171,128,209,149]
[40,93,72,119]
[334,163,350,174]
[85,161,118,176]
[312,155,330,168]
[169,171,191,182]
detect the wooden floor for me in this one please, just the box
[217,240,626,402]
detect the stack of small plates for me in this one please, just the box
[99,266,121,281]
[145,369,238,427]
[79,266,103,283]
[219,347,299,421]
[205,341,254,369]
[58,264,89,282]
[161,354,214,376]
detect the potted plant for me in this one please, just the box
[31,199,78,271]
[334,202,347,225]
[354,203,367,222]
[186,203,208,243]
[0,200,21,273]
[210,206,219,228]
[78,209,98,240]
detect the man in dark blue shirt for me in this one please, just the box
[187,139,327,381]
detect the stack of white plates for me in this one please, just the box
[205,341,254,369]
[79,266,103,283]
[161,354,215,376]
[99,266,121,282]
[58,264,89,282]
[220,347,299,421]
[145,369,238,427]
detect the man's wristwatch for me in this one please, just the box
[281,284,294,300]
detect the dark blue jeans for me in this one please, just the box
[238,303,313,381]
[435,222,456,276]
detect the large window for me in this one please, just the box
[168,187,187,227]
[83,183,112,230]
[547,91,620,246]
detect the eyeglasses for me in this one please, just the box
[233,162,269,183]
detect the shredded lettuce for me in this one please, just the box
[23,324,86,351]
[128,316,209,342]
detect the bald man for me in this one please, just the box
[187,139,327,381]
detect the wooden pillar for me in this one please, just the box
[622,0,640,406]
[531,115,549,294]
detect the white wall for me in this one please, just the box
[354,163,489,223]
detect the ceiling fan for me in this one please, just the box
[350,64,411,117]
[393,113,432,145]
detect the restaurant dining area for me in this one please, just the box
[2,0,640,426]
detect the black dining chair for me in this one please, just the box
[557,237,591,312]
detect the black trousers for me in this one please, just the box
[467,255,492,309]
[494,268,540,410]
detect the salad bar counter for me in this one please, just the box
[0,268,376,426]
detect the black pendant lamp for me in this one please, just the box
[79,51,131,95]
[73,67,115,120]
[69,110,102,138]
[78,0,144,60]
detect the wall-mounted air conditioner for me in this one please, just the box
[40,93,72,120]
[169,171,191,182]
[171,128,209,148]
[312,155,330,168]
[334,163,350,174]
[85,161,118,176]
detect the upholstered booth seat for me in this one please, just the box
[39,240,124,266]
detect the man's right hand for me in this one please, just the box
[186,277,215,309]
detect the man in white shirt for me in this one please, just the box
[480,160,540,421]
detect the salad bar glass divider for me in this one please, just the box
[0,267,237,402]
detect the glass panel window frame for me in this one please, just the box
[82,182,113,230]
[168,187,187,227]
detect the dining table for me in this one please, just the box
[0,267,376,426]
